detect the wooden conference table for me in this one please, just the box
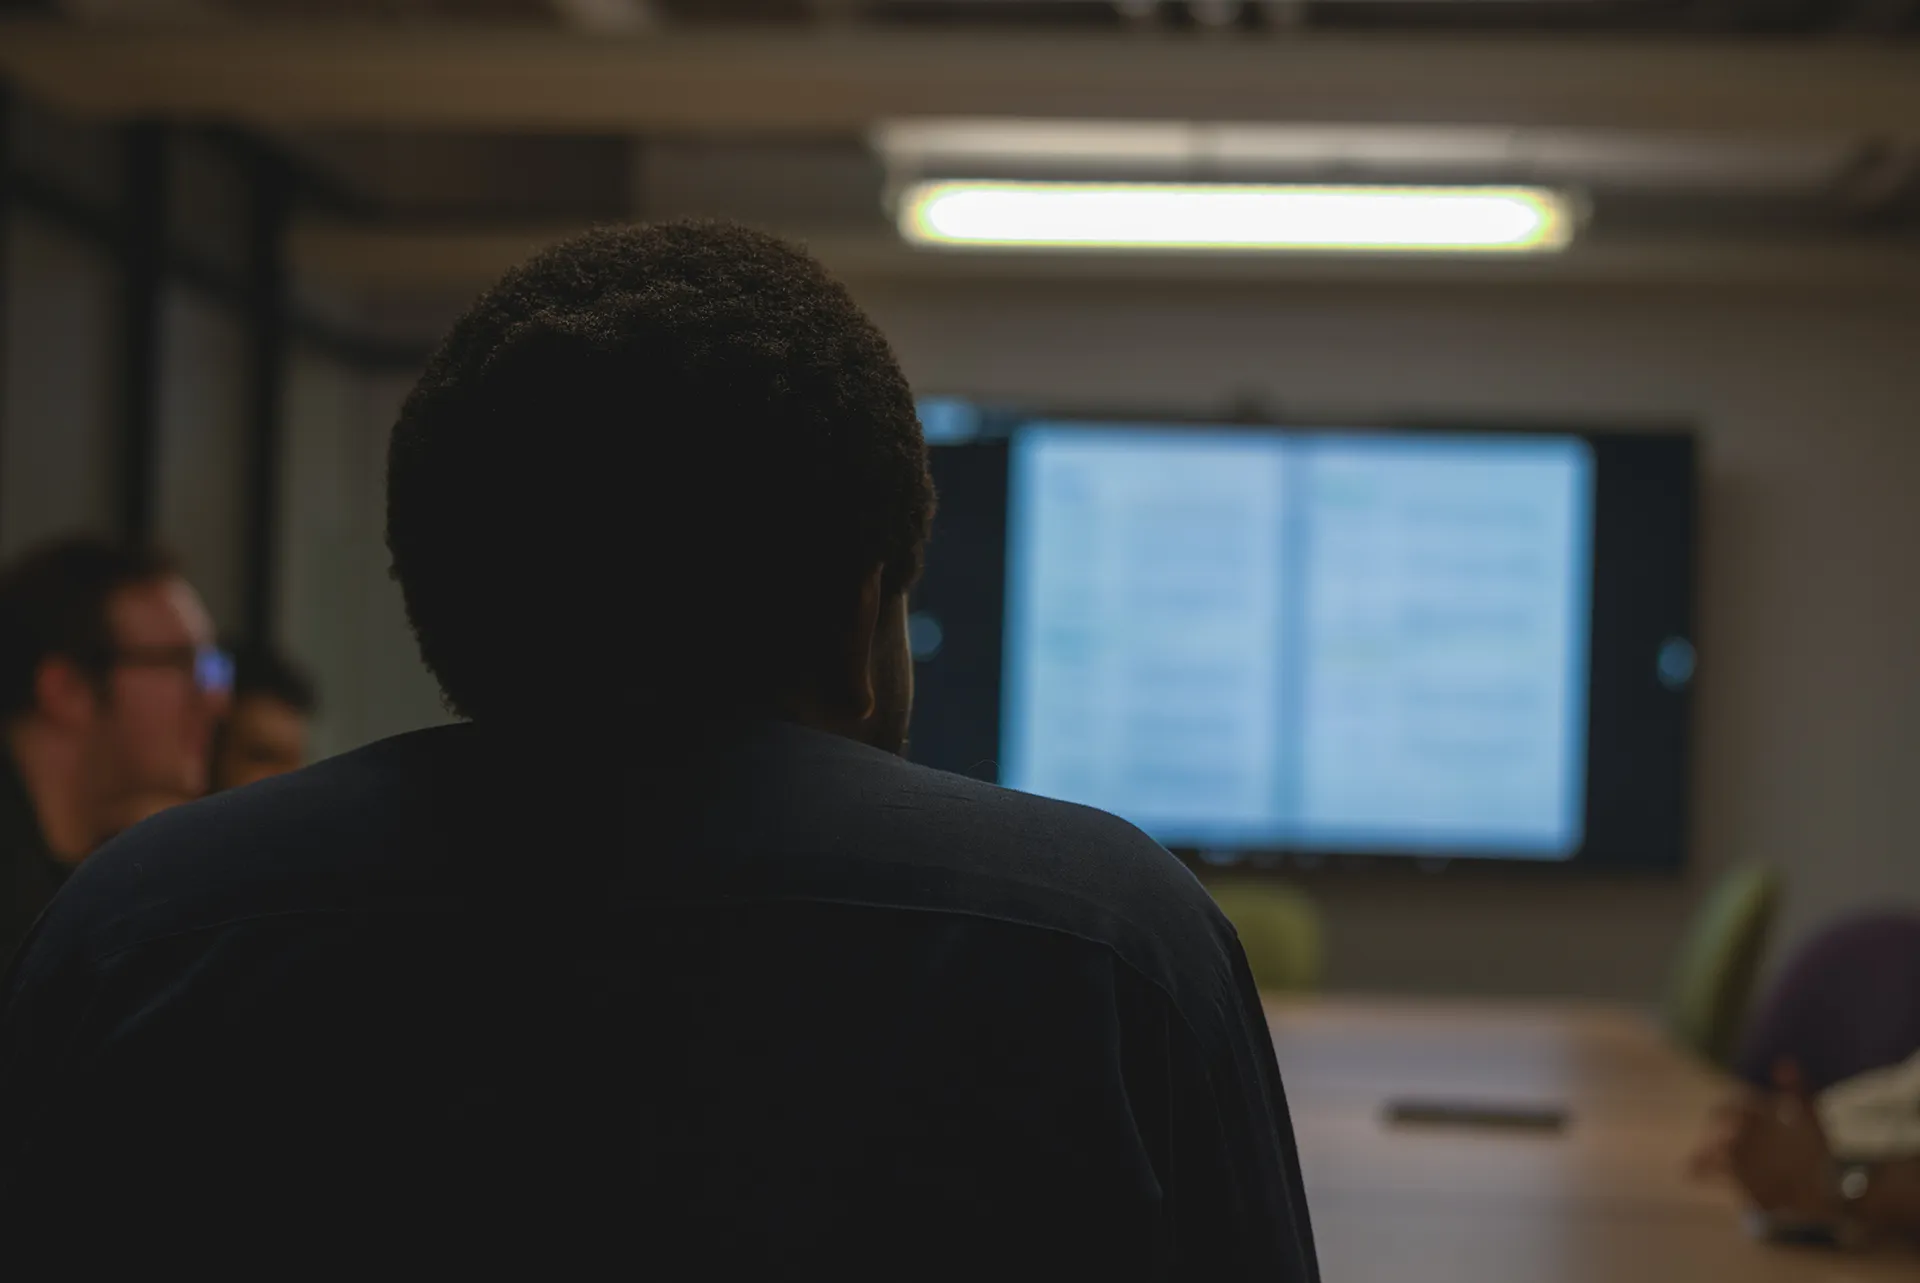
[1264,999,1919,1283]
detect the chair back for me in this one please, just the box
[1661,865,1781,1066]
[1734,910,1920,1091]
[1205,881,1324,993]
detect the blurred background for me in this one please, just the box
[0,0,1917,1011]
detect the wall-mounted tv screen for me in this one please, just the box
[907,400,1697,872]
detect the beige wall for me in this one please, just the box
[277,353,448,763]
[855,279,1920,1001]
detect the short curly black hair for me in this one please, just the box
[387,221,935,723]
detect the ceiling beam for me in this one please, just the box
[56,0,217,21]
[547,0,658,34]
[289,222,1920,295]
[4,23,1920,137]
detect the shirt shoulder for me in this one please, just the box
[8,724,487,986]
[12,721,1245,1033]
[655,725,1246,1021]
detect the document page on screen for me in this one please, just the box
[1000,424,1593,859]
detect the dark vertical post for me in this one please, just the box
[0,83,15,548]
[117,120,167,542]
[241,139,291,645]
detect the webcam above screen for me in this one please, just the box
[907,400,1698,875]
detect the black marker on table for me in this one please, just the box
[1383,1099,1571,1132]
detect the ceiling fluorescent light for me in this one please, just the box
[897,181,1575,254]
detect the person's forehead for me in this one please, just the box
[108,576,214,646]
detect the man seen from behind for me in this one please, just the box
[0,224,1318,1276]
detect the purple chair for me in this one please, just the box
[1734,911,1920,1093]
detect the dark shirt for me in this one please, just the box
[0,721,1318,1275]
[0,753,66,971]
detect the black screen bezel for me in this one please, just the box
[906,406,1697,876]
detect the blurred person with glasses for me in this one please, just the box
[0,537,230,964]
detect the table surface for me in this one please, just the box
[1264,998,1919,1283]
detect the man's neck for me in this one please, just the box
[5,721,105,864]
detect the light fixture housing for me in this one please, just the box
[896,179,1576,255]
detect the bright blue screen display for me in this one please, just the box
[999,424,1595,858]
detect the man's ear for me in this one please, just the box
[842,564,887,721]
[33,656,100,730]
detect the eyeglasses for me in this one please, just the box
[109,644,235,696]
